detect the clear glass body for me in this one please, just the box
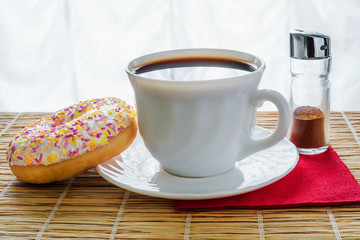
[289,57,331,155]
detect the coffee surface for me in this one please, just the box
[132,57,257,81]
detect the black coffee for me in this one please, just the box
[132,57,258,81]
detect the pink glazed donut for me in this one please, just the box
[7,97,137,184]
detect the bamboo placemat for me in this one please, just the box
[1,112,360,239]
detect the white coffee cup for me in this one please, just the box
[126,49,290,178]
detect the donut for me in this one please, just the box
[7,97,137,184]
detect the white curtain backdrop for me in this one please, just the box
[0,0,359,111]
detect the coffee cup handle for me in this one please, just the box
[241,89,290,159]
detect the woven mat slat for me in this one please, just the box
[0,112,360,239]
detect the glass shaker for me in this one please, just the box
[288,29,331,155]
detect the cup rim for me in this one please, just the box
[125,48,266,84]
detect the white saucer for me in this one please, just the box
[96,127,299,200]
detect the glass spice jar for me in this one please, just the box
[289,29,331,155]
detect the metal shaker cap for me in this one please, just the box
[290,29,331,59]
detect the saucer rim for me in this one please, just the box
[96,127,299,200]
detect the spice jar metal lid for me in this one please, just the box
[290,29,331,59]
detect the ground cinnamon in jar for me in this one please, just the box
[290,106,325,148]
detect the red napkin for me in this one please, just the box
[174,146,360,210]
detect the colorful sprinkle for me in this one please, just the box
[7,97,136,166]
